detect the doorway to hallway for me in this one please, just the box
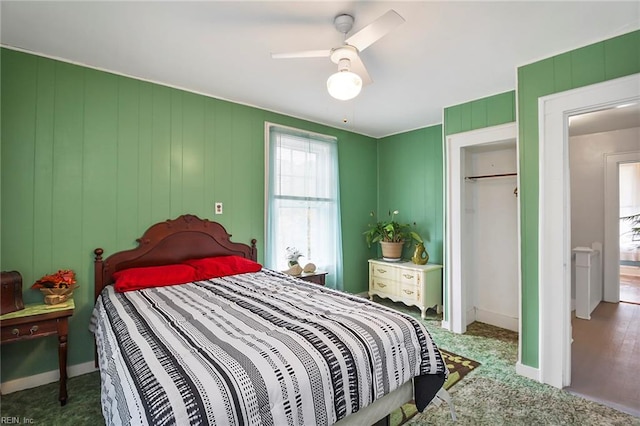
[620,161,640,305]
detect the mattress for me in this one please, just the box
[91,268,446,426]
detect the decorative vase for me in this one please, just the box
[40,285,75,305]
[380,241,404,261]
[411,242,429,265]
[283,263,303,276]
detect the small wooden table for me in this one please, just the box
[0,300,75,405]
[298,271,327,286]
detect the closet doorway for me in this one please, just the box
[445,123,520,338]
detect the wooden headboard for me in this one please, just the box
[94,214,257,300]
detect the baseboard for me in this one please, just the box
[441,320,450,330]
[356,291,370,298]
[475,308,518,332]
[466,307,476,326]
[516,361,540,382]
[0,361,97,394]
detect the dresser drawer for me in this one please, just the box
[1,319,58,343]
[398,269,419,286]
[371,264,398,280]
[399,283,420,301]
[370,278,398,296]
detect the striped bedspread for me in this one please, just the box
[91,268,446,426]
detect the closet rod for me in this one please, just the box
[464,172,517,181]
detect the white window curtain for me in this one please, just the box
[266,124,343,290]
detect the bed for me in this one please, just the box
[91,214,447,426]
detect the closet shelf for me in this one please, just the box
[464,172,517,181]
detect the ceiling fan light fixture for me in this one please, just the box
[327,70,362,101]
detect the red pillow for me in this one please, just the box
[113,264,198,292]
[183,255,262,280]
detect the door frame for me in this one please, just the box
[445,122,519,334]
[538,73,639,388]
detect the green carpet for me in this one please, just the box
[0,371,103,425]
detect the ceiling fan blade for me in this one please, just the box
[345,10,405,52]
[350,55,372,86]
[271,50,331,59]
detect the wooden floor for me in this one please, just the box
[620,267,640,304]
[569,301,640,417]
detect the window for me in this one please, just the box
[265,124,342,289]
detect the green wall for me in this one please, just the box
[444,91,516,136]
[376,125,444,264]
[0,48,377,382]
[517,29,640,368]
[3,27,638,386]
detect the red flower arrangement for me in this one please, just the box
[31,269,76,289]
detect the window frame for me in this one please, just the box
[264,122,342,289]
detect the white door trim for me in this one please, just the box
[538,73,640,389]
[445,123,518,335]
[604,152,640,302]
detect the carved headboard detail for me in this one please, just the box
[94,214,257,300]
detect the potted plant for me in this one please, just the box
[622,213,640,242]
[364,210,423,261]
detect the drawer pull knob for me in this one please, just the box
[376,268,387,274]
[403,289,414,295]
[377,283,387,288]
[403,274,414,279]
[30,325,38,335]
[12,328,19,337]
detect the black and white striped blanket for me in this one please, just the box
[91,269,446,426]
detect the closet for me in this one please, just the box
[446,123,519,334]
[461,141,519,331]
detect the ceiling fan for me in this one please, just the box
[271,10,405,100]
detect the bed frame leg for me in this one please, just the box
[431,388,457,421]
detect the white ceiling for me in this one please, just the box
[569,102,640,137]
[2,1,639,138]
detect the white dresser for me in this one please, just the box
[368,259,443,319]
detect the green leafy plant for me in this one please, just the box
[622,213,640,241]
[364,210,423,248]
